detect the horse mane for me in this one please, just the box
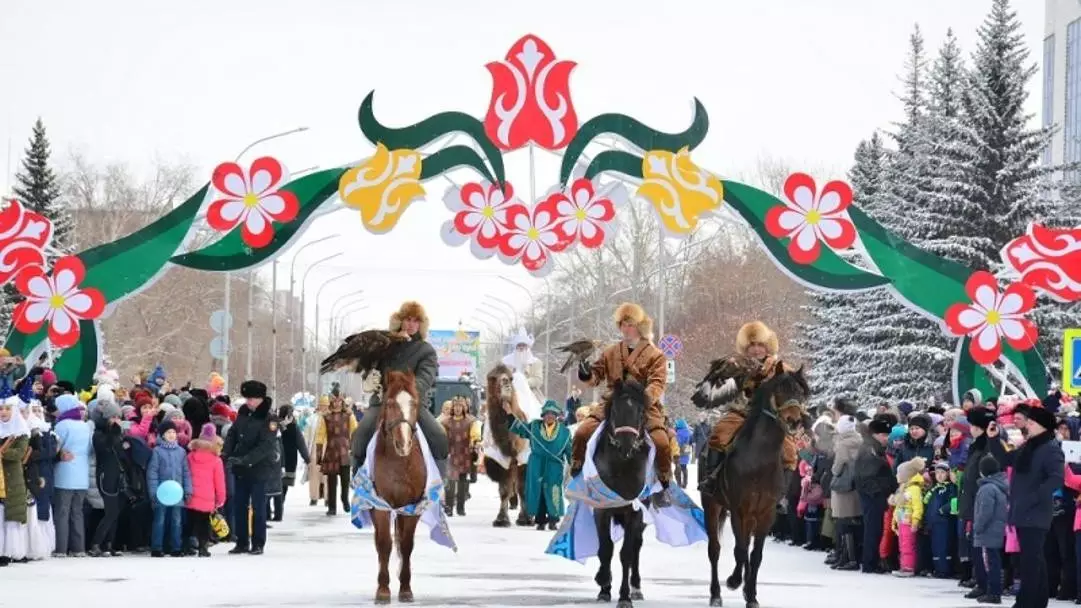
[736,362,809,446]
[380,370,418,423]
[486,364,517,457]
[604,379,646,423]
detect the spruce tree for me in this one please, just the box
[13,118,71,254]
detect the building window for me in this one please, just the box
[1067,21,1081,173]
[1045,35,1055,165]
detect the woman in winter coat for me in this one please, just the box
[957,407,1009,587]
[893,413,934,473]
[271,405,309,522]
[53,394,93,557]
[829,415,863,571]
[0,395,31,564]
[90,401,128,557]
[855,416,898,573]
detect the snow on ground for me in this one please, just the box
[6,464,974,607]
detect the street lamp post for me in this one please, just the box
[498,276,536,330]
[480,301,515,329]
[287,235,339,392]
[484,293,521,328]
[313,272,353,394]
[299,253,343,396]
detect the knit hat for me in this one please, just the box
[158,420,177,437]
[831,398,858,419]
[211,402,236,422]
[950,417,972,436]
[933,460,951,472]
[908,413,931,433]
[868,417,892,435]
[55,393,81,414]
[164,408,184,421]
[40,369,56,388]
[1026,405,1056,432]
[159,403,177,417]
[966,407,996,431]
[97,385,116,405]
[163,394,183,408]
[978,454,1000,477]
[888,425,908,443]
[541,400,562,417]
[97,400,122,421]
[897,401,915,417]
[836,415,857,434]
[1043,391,1064,414]
[199,422,217,441]
[962,389,983,406]
[240,380,268,400]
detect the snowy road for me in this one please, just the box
[7,466,971,607]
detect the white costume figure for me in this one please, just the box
[501,327,544,421]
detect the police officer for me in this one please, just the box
[224,380,278,555]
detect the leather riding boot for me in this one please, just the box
[697,449,726,496]
[455,478,467,516]
[444,479,456,517]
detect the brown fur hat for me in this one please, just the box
[613,302,654,341]
[389,301,429,338]
[736,321,779,356]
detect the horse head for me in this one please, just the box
[752,360,810,436]
[605,378,648,459]
[380,370,419,457]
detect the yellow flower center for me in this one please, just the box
[49,294,66,309]
[805,209,822,225]
[986,310,1001,325]
[527,227,540,240]
[482,206,494,219]
[575,209,587,220]
[242,193,260,208]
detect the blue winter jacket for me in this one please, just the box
[147,441,192,504]
[675,423,693,466]
[53,395,93,491]
[924,481,957,526]
[973,472,1008,549]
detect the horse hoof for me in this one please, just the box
[630,588,644,600]
[399,590,414,603]
[710,597,723,607]
[374,589,391,605]
[725,576,742,591]
[617,600,634,608]
[597,590,611,602]
[744,602,758,608]
[516,518,532,527]
[492,519,511,528]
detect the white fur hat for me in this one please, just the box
[506,327,534,348]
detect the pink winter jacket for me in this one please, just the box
[185,439,226,514]
[1062,464,1081,532]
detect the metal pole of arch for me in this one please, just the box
[288,235,338,398]
[313,272,352,396]
[299,252,342,397]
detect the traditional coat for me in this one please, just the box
[0,407,30,525]
[318,408,356,471]
[442,413,478,479]
[510,414,572,519]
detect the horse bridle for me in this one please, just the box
[761,398,805,437]
[381,413,416,437]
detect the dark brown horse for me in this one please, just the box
[699,361,809,608]
[371,371,426,604]
[483,364,530,527]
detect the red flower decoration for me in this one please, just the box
[0,198,54,286]
[497,199,574,275]
[452,181,517,249]
[13,256,106,348]
[207,157,299,249]
[483,34,579,151]
[549,178,618,248]
[1001,223,1081,303]
[944,271,1038,365]
[764,173,857,265]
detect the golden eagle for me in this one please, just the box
[691,354,775,410]
[555,339,603,374]
[319,330,408,376]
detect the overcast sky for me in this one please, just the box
[0,0,1044,347]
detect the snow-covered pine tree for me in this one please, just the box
[13,118,72,254]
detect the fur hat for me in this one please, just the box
[966,407,996,431]
[908,413,931,433]
[240,380,267,400]
[1026,405,1056,432]
[613,303,654,341]
[736,321,779,356]
[868,417,892,435]
[896,456,926,483]
[97,400,122,421]
[389,301,429,338]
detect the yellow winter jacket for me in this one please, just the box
[892,473,925,530]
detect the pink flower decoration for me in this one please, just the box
[207,157,299,249]
[765,173,857,265]
[944,271,1038,365]
[497,199,573,275]
[13,256,105,348]
[549,178,617,248]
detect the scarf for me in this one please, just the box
[542,421,558,440]
[0,402,31,438]
[56,407,84,424]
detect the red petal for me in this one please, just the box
[1001,281,1036,315]
[211,162,246,198]
[578,221,607,249]
[241,222,274,249]
[248,157,285,195]
[787,235,821,265]
[783,173,817,208]
[263,191,299,223]
[47,316,81,349]
[11,301,42,334]
[964,271,999,305]
[459,183,485,210]
[819,180,854,212]
[74,287,107,320]
[52,256,87,287]
[820,217,857,250]
[765,205,791,239]
[206,198,242,233]
[1003,318,1039,352]
[14,264,47,297]
[968,332,1002,366]
[489,181,514,205]
[943,303,973,337]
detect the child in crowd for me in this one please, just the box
[970,455,1007,604]
[891,456,926,577]
[925,461,957,578]
[147,420,191,557]
[185,424,225,557]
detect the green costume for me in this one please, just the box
[509,401,572,520]
[1,435,29,524]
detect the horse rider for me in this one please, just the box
[571,302,673,507]
[350,301,449,473]
[699,321,799,495]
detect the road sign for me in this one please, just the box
[210,310,233,333]
[1065,329,1081,396]
[209,336,226,360]
[666,358,676,384]
[658,334,683,359]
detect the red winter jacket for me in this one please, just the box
[185,439,226,513]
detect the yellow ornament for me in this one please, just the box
[636,147,724,235]
[338,144,425,234]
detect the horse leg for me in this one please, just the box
[616,513,639,608]
[372,510,393,604]
[743,529,767,608]
[594,510,614,602]
[628,511,645,602]
[397,514,420,603]
[707,500,725,606]
[726,511,748,591]
[493,477,511,527]
[515,465,532,526]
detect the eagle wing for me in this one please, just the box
[319,330,408,376]
[690,353,763,410]
[556,339,602,374]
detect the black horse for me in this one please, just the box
[592,379,651,608]
[698,361,809,608]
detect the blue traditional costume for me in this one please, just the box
[508,400,572,530]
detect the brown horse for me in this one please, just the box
[482,364,530,527]
[371,371,426,604]
[699,361,809,608]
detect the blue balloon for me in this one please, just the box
[156,480,183,506]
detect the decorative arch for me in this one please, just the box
[4,33,1074,405]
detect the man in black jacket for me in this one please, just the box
[1005,405,1064,608]
[223,380,278,555]
[351,301,448,473]
[855,416,897,573]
